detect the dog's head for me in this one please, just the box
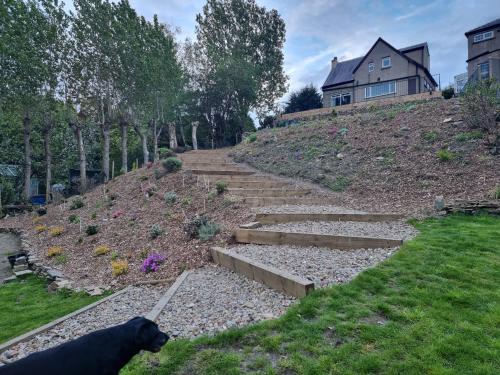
[128,317,169,353]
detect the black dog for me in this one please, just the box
[0,316,168,375]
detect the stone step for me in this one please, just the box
[234,228,402,249]
[204,175,271,182]
[211,247,314,298]
[240,197,339,207]
[228,188,311,197]
[255,212,404,224]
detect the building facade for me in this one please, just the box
[322,38,438,108]
[465,18,500,83]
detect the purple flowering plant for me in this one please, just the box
[141,253,166,273]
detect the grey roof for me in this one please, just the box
[0,164,21,177]
[322,57,363,88]
[399,42,428,52]
[465,18,500,36]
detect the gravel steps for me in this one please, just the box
[157,265,295,339]
[260,220,417,241]
[254,205,366,214]
[227,244,397,288]
[1,286,163,363]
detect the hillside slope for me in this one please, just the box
[1,166,252,288]
[233,98,499,214]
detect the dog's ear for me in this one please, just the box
[134,319,158,346]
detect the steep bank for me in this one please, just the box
[233,98,499,214]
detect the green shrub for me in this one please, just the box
[246,133,257,143]
[436,149,454,162]
[215,181,227,195]
[198,221,220,241]
[325,176,350,192]
[85,225,99,236]
[55,254,68,265]
[461,79,499,136]
[158,147,175,159]
[138,175,148,181]
[164,191,178,205]
[149,224,164,239]
[455,130,483,142]
[90,212,97,220]
[160,157,182,173]
[68,214,80,224]
[181,197,191,206]
[442,86,454,99]
[183,215,210,239]
[0,178,15,206]
[423,131,439,142]
[489,185,500,199]
[70,197,84,210]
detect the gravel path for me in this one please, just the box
[254,205,366,214]
[261,220,417,240]
[157,265,295,339]
[229,244,396,288]
[1,286,163,363]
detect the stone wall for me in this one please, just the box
[280,91,442,122]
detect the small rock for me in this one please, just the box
[434,196,445,210]
[14,270,33,278]
[442,117,453,123]
[13,264,29,272]
[375,156,385,161]
[400,126,410,131]
[2,276,17,283]
[239,222,262,229]
[336,153,344,159]
[15,256,27,265]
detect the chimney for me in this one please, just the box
[331,56,338,70]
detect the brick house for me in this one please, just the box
[465,18,500,83]
[321,38,438,108]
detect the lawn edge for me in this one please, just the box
[0,285,131,353]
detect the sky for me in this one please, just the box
[68,0,499,103]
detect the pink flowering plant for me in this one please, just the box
[141,253,166,273]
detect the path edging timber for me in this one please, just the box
[145,270,191,322]
[0,286,131,354]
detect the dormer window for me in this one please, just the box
[382,56,391,68]
[473,30,494,43]
[368,62,374,72]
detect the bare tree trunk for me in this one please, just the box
[168,122,178,149]
[179,123,187,146]
[42,117,52,203]
[70,121,87,193]
[23,113,31,201]
[133,123,149,165]
[151,120,163,162]
[119,120,128,173]
[192,121,199,150]
[101,121,111,182]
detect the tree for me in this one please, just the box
[191,0,287,147]
[284,84,323,114]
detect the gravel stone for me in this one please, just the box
[229,244,397,288]
[254,205,366,214]
[261,220,417,240]
[3,286,163,362]
[157,265,295,338]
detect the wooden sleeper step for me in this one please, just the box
[211,247,314,298]
[234,229,403,249]
[255,212,404,224]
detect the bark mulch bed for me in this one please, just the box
[0,166,253,289]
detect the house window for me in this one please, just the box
[365,81,396,98]
[473,30,494,43]
[368,62,374,72]
[331,93,351,107]
[381,56,391,68]
[479,62,490,80]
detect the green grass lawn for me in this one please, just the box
[0,276,102,343]
[123,214,500,375]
